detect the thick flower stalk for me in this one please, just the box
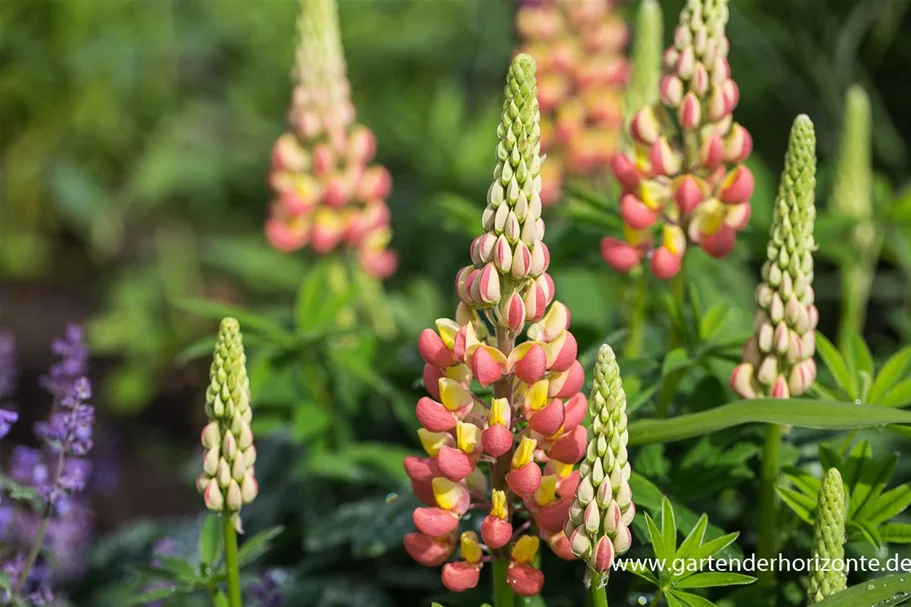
[730,115,817,400]
[565,345,634,589]
[602,0,754,279]
[807,468,847,604]
[265,0,396,279]
[516,0,629,205]
[831,85,877,350]
[196,318,258,528]
[404,54,586,600]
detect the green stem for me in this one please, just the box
[589,573,609,607]
[649,590,664,607]
[14,451,64,598]
[492,557,515,607]
[222,515,242,607]
[837,264,873,351]
[655,270,687,418]
[757,423,783,585]
[624,271,648,359]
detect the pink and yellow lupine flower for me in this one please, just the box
[517,0,629,205]
[404,54,585,598]
[265,0,396,278]
[601,0,753,279]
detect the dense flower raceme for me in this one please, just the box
[265,0,396,279]
[730,116,817,400]
[1,325,95,606]
[602,0,755,279]
[404,54,586,598]
[516,0,629,205]
[565,345,634,587]
[196,318,259,532]
[807,468,847,604]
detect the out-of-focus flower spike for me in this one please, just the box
[624,0,664,129]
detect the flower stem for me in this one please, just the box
[14,450,64,598]
[624,271,648,359]
[491,326,515,607]
[655,269,687,418]
[757,423,782,585]
[492,557,514,607]
[222,515,243,607]
[589,573,609,607]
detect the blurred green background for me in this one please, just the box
[2,0,911,605]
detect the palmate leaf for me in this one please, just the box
[870,344,911,403]
[628,399,911,445]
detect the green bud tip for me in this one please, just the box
[808,468,847,604]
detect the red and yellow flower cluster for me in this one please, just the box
[265,0,396,278]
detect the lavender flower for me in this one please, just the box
[0,331,18,439]
[247,572,283,607]
[3,555,54,606]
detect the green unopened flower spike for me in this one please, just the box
[731,115,818,400]
[807,468,847,604]
[624,0,663,129]
[831,85,878,349]
[565,345,634,588]
[197,318,258,532]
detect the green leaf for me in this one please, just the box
[663,348,693,376]
[881,523,911,543]
[698,304,731,343]
[816,333,855,397]
[662,497,678,556]
[667,589,719,607]
[665,592,689,607]
[687,532,740,564]
[878,378,911,408]
[213,591,229,607]
[776,486,815,524]
[861,484,911,525]
[850,451,897,517]
[198,513,222,569]
[122,587,188,605]
[870,345,911,403]
[295,261,331,333]
[624,562,660,585]
[645,512,672,562]
[849,519,884,549]
[173,297,289,341]
[810,574,911,607]
[674,572,755,588]
[846,332,874,385]
[237,526,284,568]
[675,514,708,560]
[782,466,822,497]
[153,555,200,584]
[841,440,872,492]
[627,399,911,445]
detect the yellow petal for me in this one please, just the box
[418,428,451,457]
[440,378,473,411]
[456,422,480,454]
[432,477,464,511]
[435,318,461,350]
[525,380,550,412]
[511,436,537,469]
[535,474,557,507]
[550,460,574,479]
[461,531,483,563]
[489,398,511,427]
[445,364,472,385]
[511,535,540,564]
[491,489,508,520]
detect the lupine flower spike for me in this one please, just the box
[831,85,877,350]
[603,0,754,279]
[731,116,817,400]
[197,318,258,532]
[807,468,847,604]
[565,345,634,588]
[405,54,587,598]
[517,0,629,205]
[266,0,396,278]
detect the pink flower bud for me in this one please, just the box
[649,137,682,176]
[494,235,514,273]
[650,247,682,280]
[404,532,455,567]
[511,240,532,279]
[506,563,544,597]
[311,211,344,254]
[442,561,481,592]
[601,237,642,273]
[524,283,547,322]
[529,241,550,277]
[241,472,258,504]
[481,516,513,549]
[476,263,501,305]
[723,79,740,113]
[674,175,703,215]
[719,165,755,204]
[724,123,753,164]
[707,85,728,122]
[550,360,584,399]
[562,393,587,433]
[226,479,243,511]
[455,266,475,304]
[358,242,395,279]
[620,193,659,230]
[469,233,495,267]
[508,462,543,498]
[770,375,790,399]
[471,346,504,388]
[271,133,308,173]
[356,165,392,201]
[437,446,476,482]
[609,154,642,190]
[529,398,566,437]
[677,46,695,78]
[482,425,513,458]
[502,292,527,331]
[630,106,661,145]
[547,425,587,464]
[591,536,615,573]
[701,132,724,170]
[203,478,224,511]
[774,323,790,355]
[418,330,455,368]
[691,62,710,96]
[265,217,307,252]
[612,525,633,554]
[201,422,220,450]
[535,498,572,532]
[311,143,335,175]
[550,331,578,372]
[678,92,702,130]
[701,224,736,259]
[514,344,548,384]
[757,356,779,386]
[788,360,813,397]
[348,125,376,163]
[730,363,757,399]
[660,74,684,107]
[416,397,458,432]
